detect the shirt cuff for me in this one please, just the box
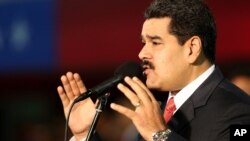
[69,136,86,141]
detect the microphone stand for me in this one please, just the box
[86,93,110,141]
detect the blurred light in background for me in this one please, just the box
[0,0,56,73]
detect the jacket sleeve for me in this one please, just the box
[167,130,188,141]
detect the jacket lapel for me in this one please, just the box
[168,99,194,131]
[168,66,224,132]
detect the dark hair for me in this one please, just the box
[144,0,217,63]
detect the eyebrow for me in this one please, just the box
[141,34,163,41]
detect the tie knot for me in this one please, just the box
[166,97,176,111]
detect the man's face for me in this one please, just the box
[139,17,189,91]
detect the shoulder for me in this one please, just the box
[211,79,250,123]
[215,78,250,104]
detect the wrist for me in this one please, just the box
[151,128,172,141]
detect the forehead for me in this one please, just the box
[141,17,171,38]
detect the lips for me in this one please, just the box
[141,60,154,76]
[142,65,151,75]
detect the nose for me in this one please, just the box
[138,45,150,61]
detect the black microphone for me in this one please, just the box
[73,61,143,103]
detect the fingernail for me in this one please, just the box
[124,76,131,82]
[110,103,116,109]
[132,77,138,80]
[117,83,123,88]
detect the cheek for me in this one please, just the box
[156,53,185,83]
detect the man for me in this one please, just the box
[57,0,250,141]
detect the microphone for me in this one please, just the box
[73,61,143,103]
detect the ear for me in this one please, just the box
[184,36,202,64]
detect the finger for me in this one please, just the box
[57,86,70,107]
[124,77,152,106]
[110,103,136,120]
[117,83,141,106]
[73,73,87,94]
[66,72,81,97]
[94,99,99,107]
[132,77,157,102]
[61,74,74,99]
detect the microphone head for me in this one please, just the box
[114,61,143,78]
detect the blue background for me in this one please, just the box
[0,0,56,73]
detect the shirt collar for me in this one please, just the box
[169,64,215,113]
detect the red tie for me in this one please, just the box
[164,97,176,123]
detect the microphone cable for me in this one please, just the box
[64,100,77,141]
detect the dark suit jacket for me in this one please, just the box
[91,67,250,141]
[138,67,250,141]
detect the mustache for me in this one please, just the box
[141,60,155,70]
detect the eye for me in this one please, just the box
[152,41,161,46]
[141,40,146,47]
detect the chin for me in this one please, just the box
[146,80,159,89]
